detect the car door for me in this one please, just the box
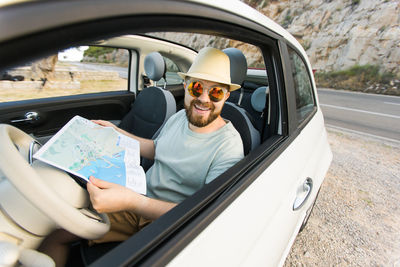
[159,43,332,267]
[236,43,333,266]
[94,35,331,267]
[0,45,136,144]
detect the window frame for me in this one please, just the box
[281,41,317,134]
[287,45,316,124]
[0,45,132,104]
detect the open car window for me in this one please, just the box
[155,56,184,86]
[0,46,129,103]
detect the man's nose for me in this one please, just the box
[197,88,210,102]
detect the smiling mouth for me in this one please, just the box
[194,103,211,111]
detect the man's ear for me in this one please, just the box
[225,91,230,100]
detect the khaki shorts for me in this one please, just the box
[90,210,152,245]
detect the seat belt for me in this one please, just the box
[237,87,244,106]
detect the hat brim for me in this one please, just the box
[178,72,241,91]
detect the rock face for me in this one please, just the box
[152,0,399,77]
[30,55,58,80]
[249,0,400,75]
[148,32,266,68]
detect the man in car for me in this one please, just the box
[40,47,244,265]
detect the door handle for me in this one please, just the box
[11,111,40,123]
[293,178,313,211]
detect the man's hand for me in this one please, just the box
[92,120,118,130]
[87,176,137,213]
[87,176,177,220]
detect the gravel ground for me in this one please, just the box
[284,128,400,267]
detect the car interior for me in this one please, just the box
[0,29,284,265]
[117,46,264,158]
[74,36,273,264]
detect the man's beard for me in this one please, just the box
[184,99,220,127]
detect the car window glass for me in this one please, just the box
[156,56,183,86]
[288,46,315,122]
[147,32,266,70]
[0,45,129,103]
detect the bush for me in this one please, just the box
[83,47,115,59]
[315,65,395,84]
[315,65,399,95]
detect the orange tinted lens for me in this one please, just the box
[188,81,203,97]
[209,87,225,102]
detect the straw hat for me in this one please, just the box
[178,47,241,91]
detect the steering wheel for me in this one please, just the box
[0,124,110,240]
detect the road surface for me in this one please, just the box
[66,61,182,84]
[318,88,400,142]
[61,62,400,142]
[68,62,128,79]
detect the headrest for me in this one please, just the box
[144,52,166,81]
[223,48,248,86]
[251,86,269,112]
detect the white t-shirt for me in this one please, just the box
[146,110,244,203]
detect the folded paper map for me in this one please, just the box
[33,116,146,194]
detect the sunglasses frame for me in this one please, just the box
[185,79,229,102]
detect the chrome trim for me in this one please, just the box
[28,140,42,165]
[11,111,39,123]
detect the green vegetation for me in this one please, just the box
[316,65,395,84]
[300,39,311,51]
[315,65,399,95]
[246,0,269,9]
[282,14,293,28]
[83,47,115,58]
[82,46,120,64]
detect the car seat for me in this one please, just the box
[118,52,176,139]
[223,48,268,133]
[221,102,260,155]
[222,48,260,155]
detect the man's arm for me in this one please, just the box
[92,120,155,160]
[87,176,176,220]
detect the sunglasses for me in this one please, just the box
[186,80,228,102]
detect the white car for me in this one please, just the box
[0,1,332,266]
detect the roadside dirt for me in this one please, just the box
[284,128,400,266]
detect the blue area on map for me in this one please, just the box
[78,151,126,186]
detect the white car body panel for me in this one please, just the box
[168,110,332,266]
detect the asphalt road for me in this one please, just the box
[60,62,400,142]
[68,62,129,79]
[317,88,400,142]
[66,62,182,84]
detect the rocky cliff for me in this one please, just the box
[248,0,399,75]
[154,0,399,76]
[153,0,399,94]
